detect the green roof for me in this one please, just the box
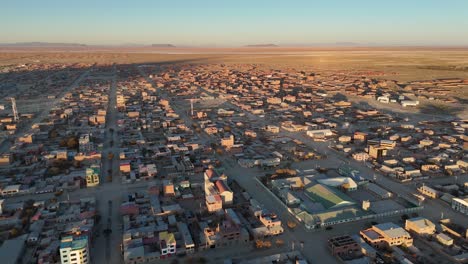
[305,184,355,209]
[159,231,175,244]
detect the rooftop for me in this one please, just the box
[305,183,355,209]
[60,236,88,250]
[374,223,410,238]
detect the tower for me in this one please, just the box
[190,98,194,116]
[11,98,19,122]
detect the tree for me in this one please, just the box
[73,160,82,168]
[49,129,58,139]
[275,239,285,247]
[255,240,264,249]
[67,137,78,149]
[9,228,20,238]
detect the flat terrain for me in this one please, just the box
[5,47,467,116]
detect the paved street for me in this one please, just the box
[92,65,126,264]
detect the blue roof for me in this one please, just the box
[60,236,88,250]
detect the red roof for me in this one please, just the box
[215,180,229,193]
[205,169,216,179]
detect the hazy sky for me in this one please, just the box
[2,0,468,46]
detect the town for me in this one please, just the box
[0,60,467,264]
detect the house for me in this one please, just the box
[360,223,413,249]
[417,185,438,199]
[265,125,280,133]
[436,233,454,246]
[159,231,176,256]
[405,217,435,235]
[368,145,387,159]
[306,129,333,138]
[206,195,223,212]
[221,135,235,149]
[328,235,361,257]
[353,132,368,141]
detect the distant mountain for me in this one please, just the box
[244,44,279,48]
[0,42,87,47]
[151,44,176,48]
[334,42,359,46]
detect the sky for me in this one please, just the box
[1,0,468,46]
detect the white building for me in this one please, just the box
[401,100,419,107]
[452,197,468,215]
[60,236,90,264]
[159,231,176,256]
[306,129,333,138]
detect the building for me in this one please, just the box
[177,223,195,254]
[221,135,235,149]
[353,132,368,141]
[401,100,419,107]
[328,235,361,257]
[0,184,21,196]
[267,97,282,104]
[159,231,176,257]
[85,164,100,187]
[206,194,223,212]
[60,236,90,264]
[200,212,250,249]
[417,185,438,199]
[163,180,175,197]
[215,180,233,205]
[79,134,94,153]
[436,233,454,246]
[452,197,468,215]
[306,129,333,138]
[305,184,356,209]
[317,177,358,192]
[0,153,12,166]
[257,212,284,236]
[360,223,413,249]
[368,145,387,159]
[265,125,280,133]
[405,217,435,235]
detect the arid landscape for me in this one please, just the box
[0,46,467,264]
[2,47,468,117]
